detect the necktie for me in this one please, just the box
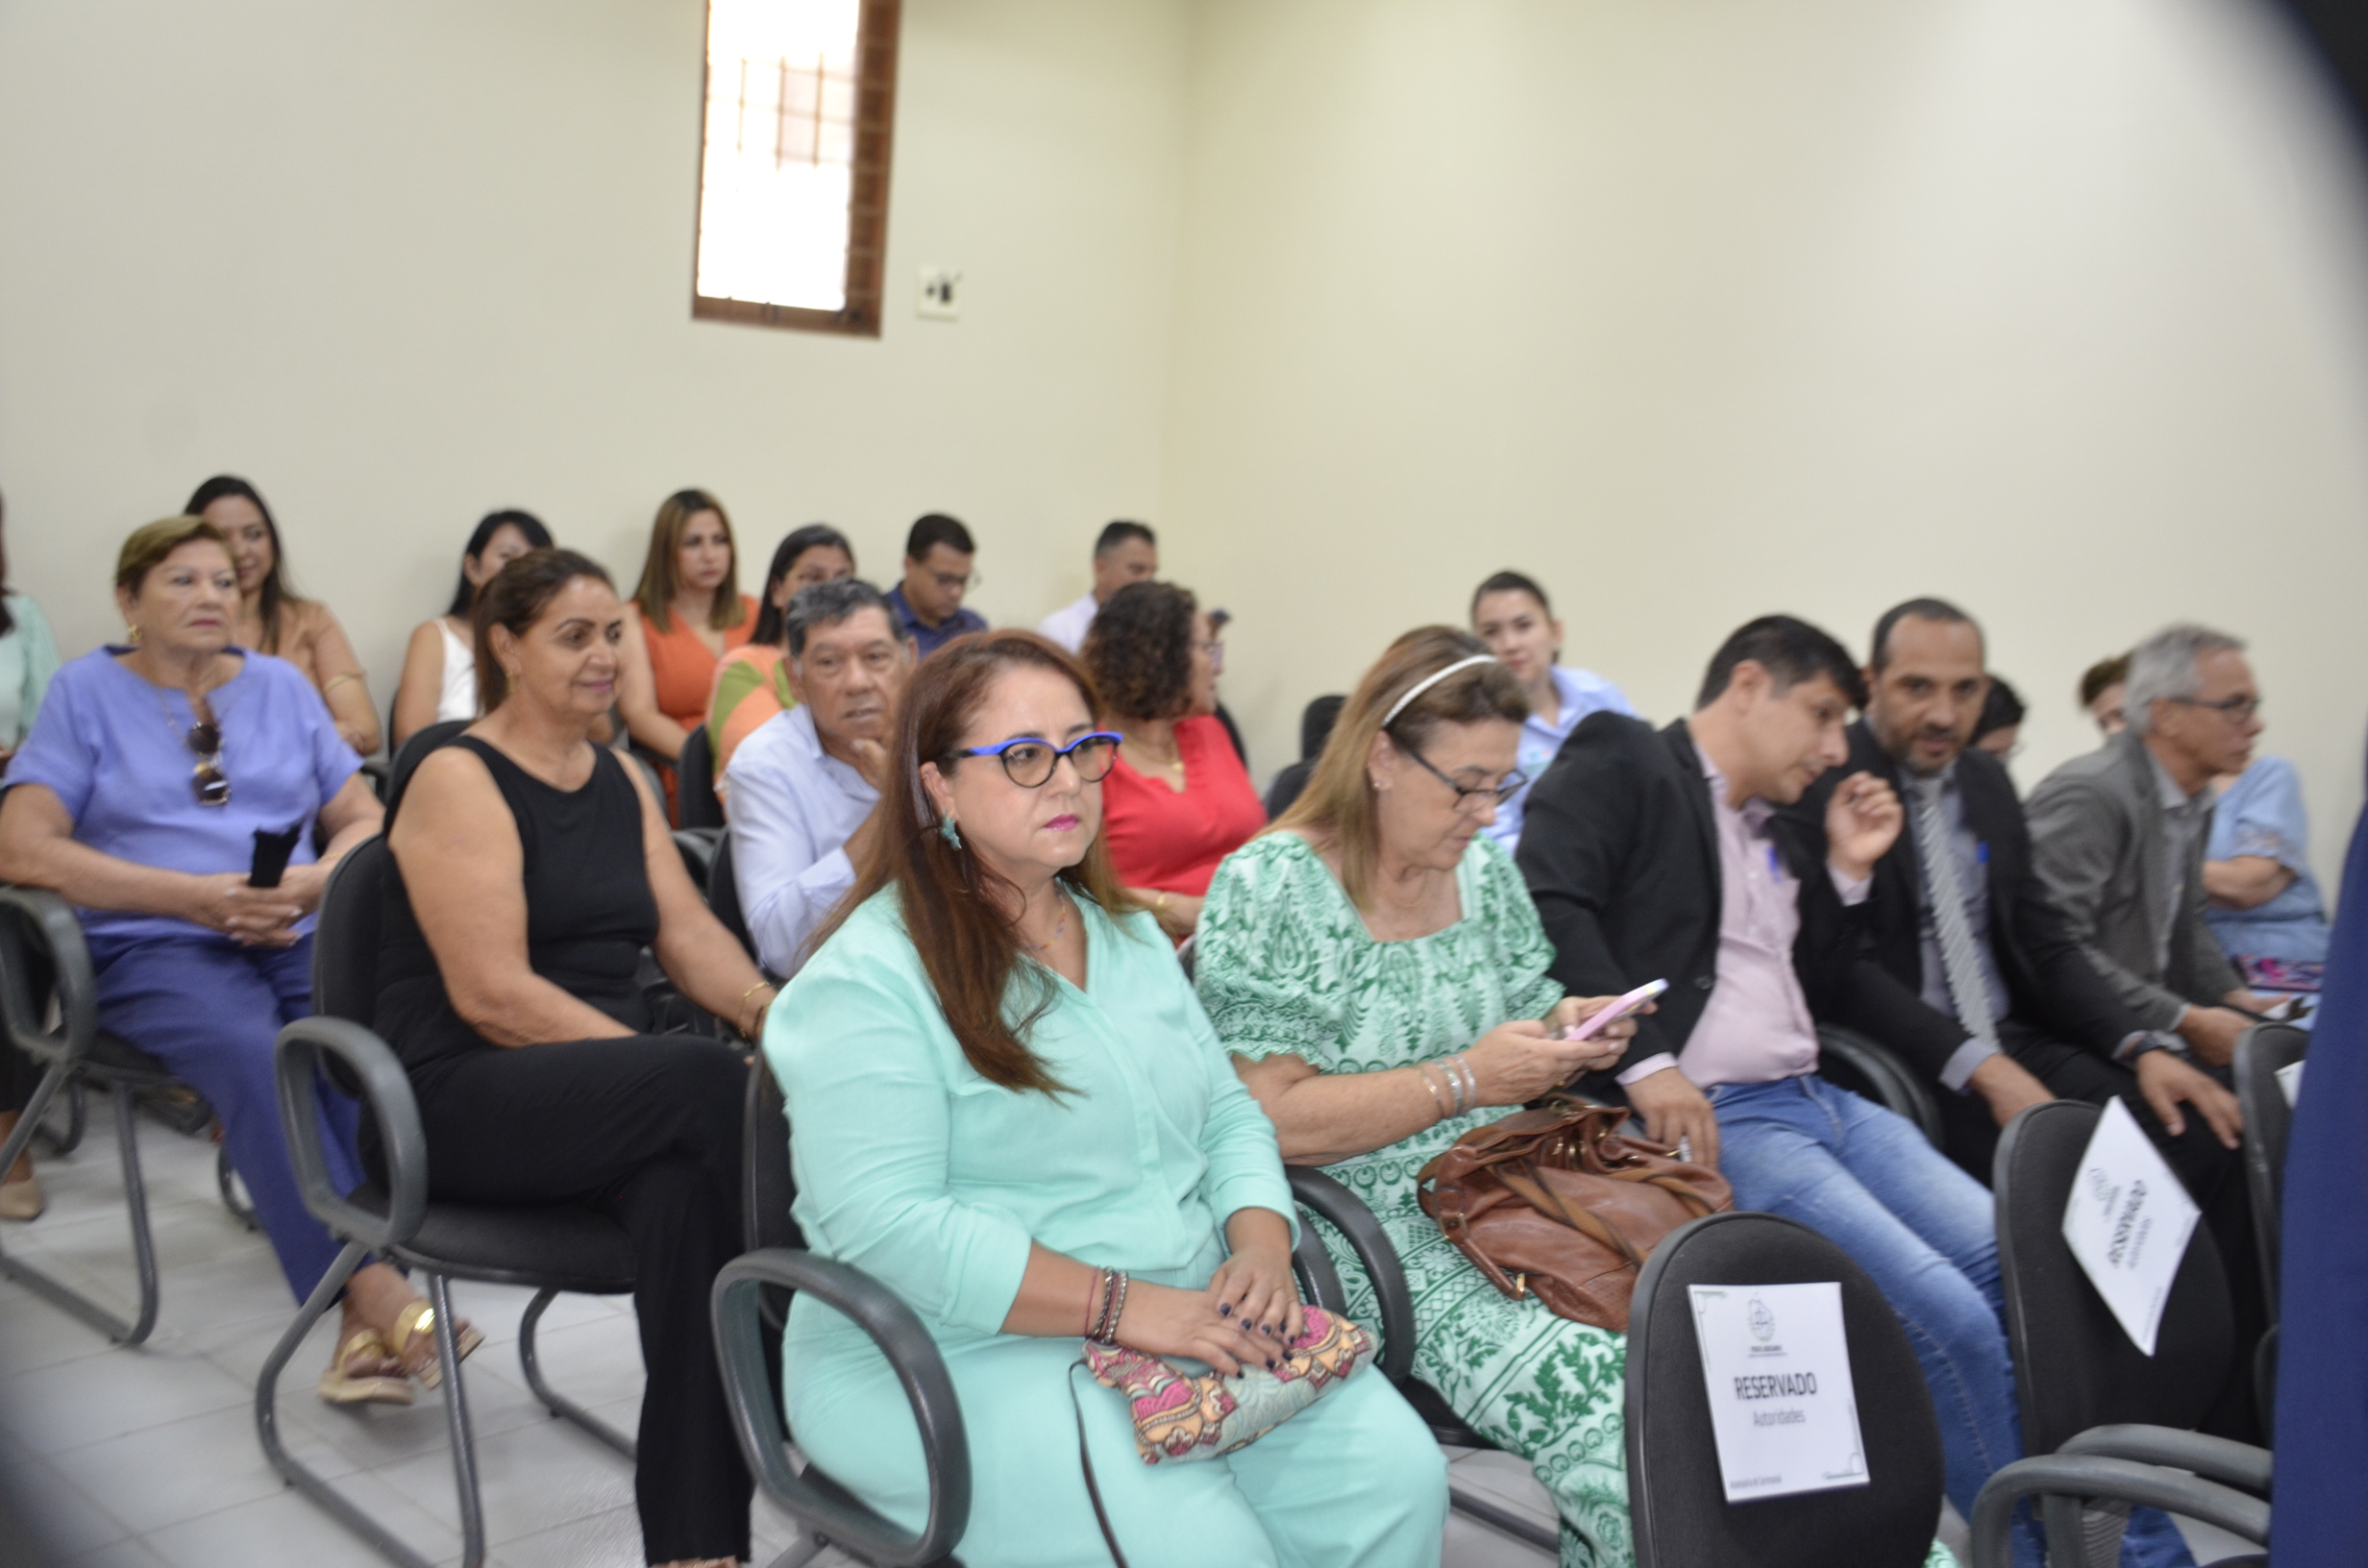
[1912,777,1999,1050]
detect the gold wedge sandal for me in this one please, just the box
[389,1300,483,1390]
[318,1330,413,1406]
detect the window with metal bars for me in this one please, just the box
[693,0,900,335]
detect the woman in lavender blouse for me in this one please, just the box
[0,515,465,1407]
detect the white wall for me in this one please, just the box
[1159,0,2368,887]
[6,0,2366,884]
[0,0,1189,709]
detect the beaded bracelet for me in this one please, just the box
[1092,1270,1131,1345]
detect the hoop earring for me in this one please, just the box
[940,815,963,851]
[126,625,144,647]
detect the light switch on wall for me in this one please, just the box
[918,265,962,320]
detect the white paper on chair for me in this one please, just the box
[2060,1095,2201,1357]
[2277,1059,2303,1108]
[1688,1281,1869,1504]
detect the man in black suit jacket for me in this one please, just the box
[1791,600,2257,1439]
[1791,600,2241,1176]
[1517,616,2153,1559]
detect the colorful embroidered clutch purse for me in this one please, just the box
[1080,1306,1374,1464]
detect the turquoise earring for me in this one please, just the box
[940,815,963,851]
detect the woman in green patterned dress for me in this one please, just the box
[1195,626,1644,1568]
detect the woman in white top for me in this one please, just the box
[390,511,552,750]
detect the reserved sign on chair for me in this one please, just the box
[1689,1281,1870,1503]
[2060,1096,2201,1357]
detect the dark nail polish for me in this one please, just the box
[1268,1359,1280,1371]
[1219,1303,1231,1316]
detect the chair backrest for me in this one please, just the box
[1625,1212,1944,1568]
[0,886,92,1070]
[678,723,725,830]
[1300,694,1346,760]
[672,828,718,894]
[1814,1025,1944,1151]
[386,719,471,812]
[709,832,756,961]
[313,837,393,1028]
[743,1056,801,1255]
[1992,1099,2232,1454]
[2233,1021,2306,1314]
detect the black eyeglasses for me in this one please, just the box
[186,714,230,807]
[1402,746,1523,813]
[962,731,1122,788]
[2171,694,2261,723]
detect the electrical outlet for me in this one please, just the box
[918,265,961,321]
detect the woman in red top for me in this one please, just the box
[1083,582,1264,940]
[615,489,755,820]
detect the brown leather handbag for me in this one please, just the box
[1415,1099,1732,1332]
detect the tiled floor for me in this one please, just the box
[0,1100,1573,1568]
[0,1099,2254,1568]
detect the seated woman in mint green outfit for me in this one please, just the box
[1195,628,1648,1568]
[765,629,1446,1568]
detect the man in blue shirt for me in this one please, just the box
[882,513,988,656]
[1469,570,1635,851]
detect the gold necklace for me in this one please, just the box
[1020,887,1074,953]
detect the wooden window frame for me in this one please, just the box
[691,0,901,337]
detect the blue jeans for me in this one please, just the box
[88,931,364,1302]
[1711,1076,2193,1568]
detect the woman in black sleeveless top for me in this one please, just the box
[383,551,777,1568]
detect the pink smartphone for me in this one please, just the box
[1562,979,1668,1042]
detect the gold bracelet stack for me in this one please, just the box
[737,980,777,1039]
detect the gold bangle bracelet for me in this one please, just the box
[320,671,363,695]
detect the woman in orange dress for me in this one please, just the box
[615,489,755,820]
[186,476,382,757]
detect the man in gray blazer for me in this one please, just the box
[2027,623,2271,1067]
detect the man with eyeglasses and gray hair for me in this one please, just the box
[2027,623,2277,1070]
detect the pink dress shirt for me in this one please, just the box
[1616,755,1866,1090]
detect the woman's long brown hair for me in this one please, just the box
[631,487,748,634]
[807,630,1140,1093]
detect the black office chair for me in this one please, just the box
[677,724,726,831]
[673,828,720,894]
[2232,1021,2305,1316]
[1814,1024,1944,1150]
[1624,1211,1943,1568]
[1989,1100,2271,1566]
[386,719,471,811]
[708,832,760,968]
[715,1058,972,1566]
[0,887,178,1345]
[257,838,641,1568]
[1263,695,1346,821]
[1285,1164,1562,1554]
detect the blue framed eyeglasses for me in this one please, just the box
[961,731,1123,787]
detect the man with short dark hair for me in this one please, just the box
[884,513,987,656]
[1468,570,1634,852]
[728,579,914,975]
[1792,600,2257,1440]
[1037,521,1156,653]
[1517,614,2180,1564]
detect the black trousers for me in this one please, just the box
[412,1036,752,1564]
[1941,1017,2267,1444]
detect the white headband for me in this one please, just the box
[1380,654,1497,729]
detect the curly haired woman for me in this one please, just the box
[1081,582,1264,940]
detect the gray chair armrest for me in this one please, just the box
[1285,1165,1415,1384]
[0,886,95,1069]
[712,1248,969,1567]
[273,1017,427,1251]
[2059,1425,2271,1498]
[1971,1456,2270,1568]
[1816,1024,1944,1149]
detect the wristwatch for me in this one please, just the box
[2117,1029,2187,1065]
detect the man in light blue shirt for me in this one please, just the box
[727,579,913,976]
[1469,571,1635,851]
